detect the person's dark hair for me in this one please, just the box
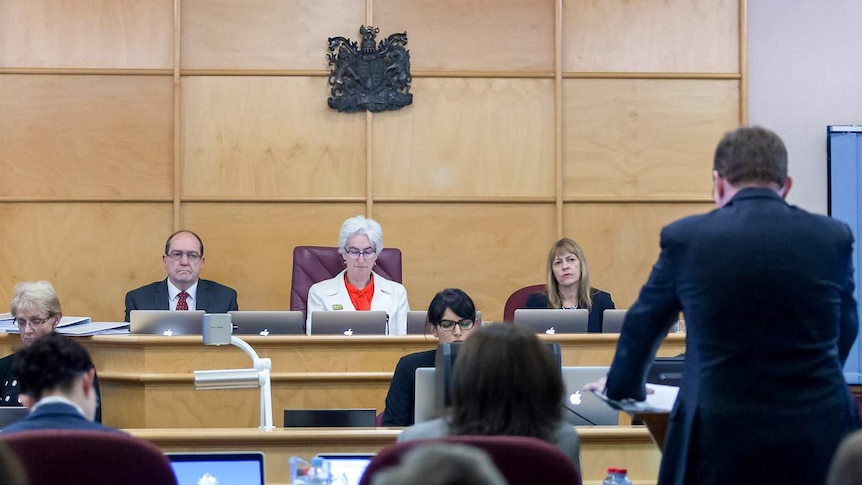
[12,333,95,401]
[164,230,205,256]
[449,323,563,441]
[371,443,507,485]
[713,125,788,187]
[426,289,476,329]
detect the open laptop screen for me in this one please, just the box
[167,451,265,485]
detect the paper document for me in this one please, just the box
[57,322,130,336]
[593,384,679,414]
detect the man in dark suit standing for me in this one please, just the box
[124,230,239,322]
[602,126,860,485]
[3,333,115,433]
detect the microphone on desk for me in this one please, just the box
[562,392,598,426]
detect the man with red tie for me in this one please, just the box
[123,230,238,322]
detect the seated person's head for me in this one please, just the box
[450,323,564,441]
[163,230,205,291]
[426,289,478,344]
[12,333,99,421]
[827,429,862,485]
[338,215,384,284]
[545,238,592,303]
[372,443,506,485]
[10,281,62,345]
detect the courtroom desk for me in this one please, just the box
[129,426,660,485]
[99,372,393,429]
[71,333,687,374]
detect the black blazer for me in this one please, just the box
[525,288,615,332]
[605,188,860,485]
[381,349,436,426]
[124,278,239,322]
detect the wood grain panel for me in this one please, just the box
[0,75,174,198]
[181,0,364,70]
[181,203,365,311]
[375,204,556,321]
[181,77,366,198]
[562,0,739,73]
[374,0,555,72]
[373,78,555,198]
[0,0,173,69]
[0,203,173,322]
[565,202,714,307]
[563,79,739,198]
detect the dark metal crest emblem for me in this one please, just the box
[327,26,413,113]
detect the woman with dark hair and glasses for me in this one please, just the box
[398,323,581,475]
[381,288,478,426]
[306,215,410,335]
[0,281,102,422]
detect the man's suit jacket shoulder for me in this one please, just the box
[124,279,239,322]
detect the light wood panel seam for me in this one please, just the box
[739,0,749,124]
[563,72,741,80]
[554,0,564,238]
[0,198,175,203]
[0,68,173,75]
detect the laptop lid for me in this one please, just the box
[0,407,28,427]
[309,311,389,336]
[602,309,627,333]
[129,310,205,336]
[228,311,304,336]
[561,366,619,426]
[167,451,265,485]
[316,454,375,485]
[513,309,589,335]
[414,367,437,424]
[283,408,377,427]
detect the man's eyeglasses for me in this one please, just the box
[344,247,377,259]
[166,251,201,262]
[438,319,475,331]
[15,316,54,329]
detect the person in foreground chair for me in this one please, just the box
[382,289,479,426]
[371,443,506,485]
[0,281,102,422]
[306,215,409,335]
[602,126,860,485]
[2,333,115,433]
[124,230,239,321]
[526,238,614,332]
[397,323,581,478]
[827,429,862,485]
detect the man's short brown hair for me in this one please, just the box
[713,126,788,187]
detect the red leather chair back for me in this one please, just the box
[0,430,177,485]
[503,284,546,322]
[290,246,403,324]
[358,435,581,485]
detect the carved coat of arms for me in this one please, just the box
[327,26,413,113]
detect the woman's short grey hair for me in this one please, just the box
[337,215,384,255]
[10,281,62,317]
[371,444,507,485]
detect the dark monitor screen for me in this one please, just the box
[282,408,376,427]
[647,356,685,386]
[433,341,562,409]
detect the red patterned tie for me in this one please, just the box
[176,291,189,311]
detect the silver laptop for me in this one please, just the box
[316,454,375,485]
[414,367,439,424]
[0,406,29,428]
[561,366,619,426]
[309,311,389,336]
[228,311,304,336]
[167,451,265,485]
[407,310,484,334]
[514,309,589,334]
[602,309,627,333]
[129,310,205,336]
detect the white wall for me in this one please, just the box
[748,0,862,214]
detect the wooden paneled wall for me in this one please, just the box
[0,0,744,322]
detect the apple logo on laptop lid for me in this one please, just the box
[343,329,354,336]
[545,327,556,335]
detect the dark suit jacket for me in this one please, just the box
[381,349,436,426]
[525,288,615,332]
[124,278,239,322]
[605,188,860,485]
[1,402,116,434]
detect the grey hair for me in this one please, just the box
[371,444,507,485]
[10,281,62,317]
[337,215,384,256]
